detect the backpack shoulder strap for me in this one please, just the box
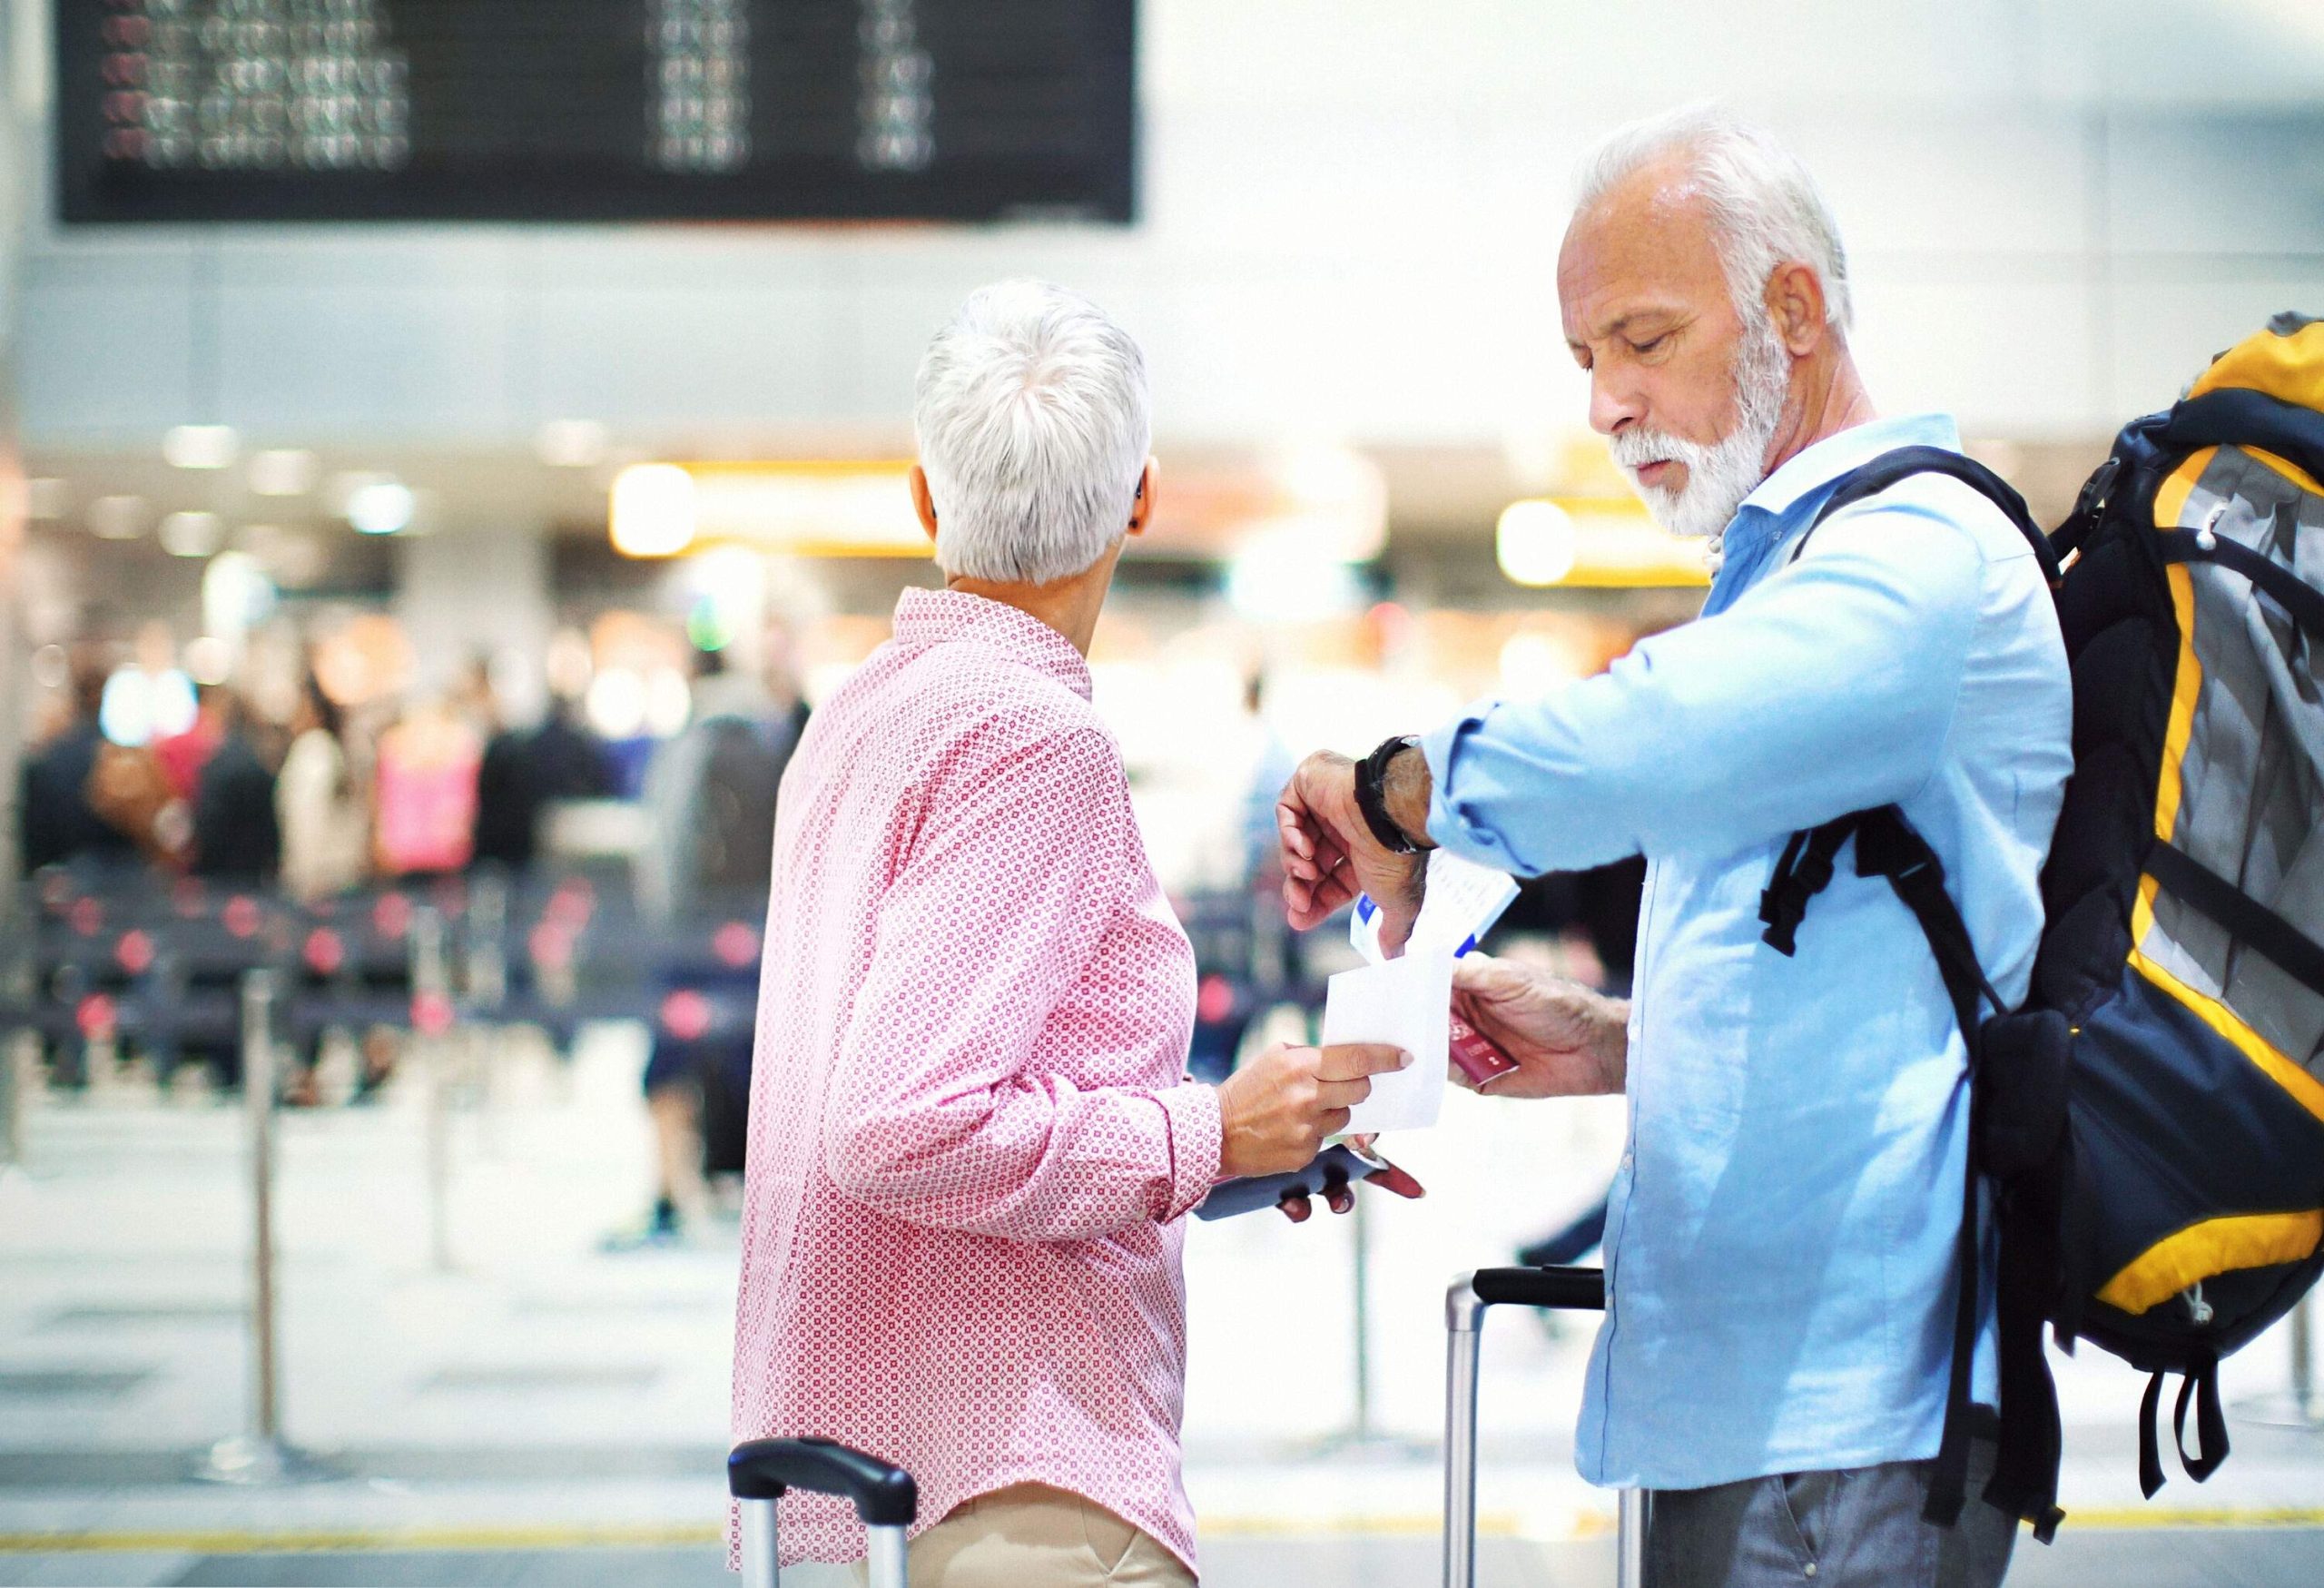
[1789,445,2062,586]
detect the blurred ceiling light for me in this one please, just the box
[1225,531,1365,622]
[668,462,924,557]
[101,667,196,745]
[347,479,417,535]
[610,463,700,557]
[27,478,70,519]
[1496,499,1578,587]
[99,668,154,746]
[184,636,234,686]
[89,494,151,540]
[159,510,226,558]
[163,424,239,470]
[201,551,277,639]
[586,666,649,737]
[1493,497,1710,588]
[537,419,611,469]
[248,448,320,497]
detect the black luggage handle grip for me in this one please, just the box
[1471,1265,1605,1312]
[728,1438,918,1527]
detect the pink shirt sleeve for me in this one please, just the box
[822,725,1221,1241]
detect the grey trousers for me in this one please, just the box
[1645,1439,2015,1588]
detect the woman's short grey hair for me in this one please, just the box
[1576,104,1853,336]
[913,279,1152,586]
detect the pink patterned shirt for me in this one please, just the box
[731,588,1219,1573]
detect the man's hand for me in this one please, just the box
[1216,1041,1410,1179]
[1450,953,1630,1099]
[1275,750,1426,952]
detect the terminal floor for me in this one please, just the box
[3,1022,2320,1586]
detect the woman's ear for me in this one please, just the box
[1126,458,1158,538]
[909,464,940,543]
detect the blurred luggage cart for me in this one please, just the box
[1444,1265,1645,1588]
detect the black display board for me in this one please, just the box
[57,1,1135,223]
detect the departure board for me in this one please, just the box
[56,1,1136,223]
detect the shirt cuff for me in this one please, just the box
[1152,1080,1224,1223]
[1418,712,1526,873]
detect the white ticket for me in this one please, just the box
[1350,848,1521,965]
[1322,947,1453,1134]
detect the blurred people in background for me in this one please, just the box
[609,645,807,1249]
[20,646,172,883]
[472,686,613,874]
[636,646,807,920]
[277,676,369,904]
[153,681,230,803]
[373,697,481,879]
[188,690,281,883]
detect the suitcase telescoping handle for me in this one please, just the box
[1445,1267,1646,1588]
[730,1437,918,1588]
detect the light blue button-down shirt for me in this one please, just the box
[1422,413,2072,1489]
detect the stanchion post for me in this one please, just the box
[413,905,456,1273]
[244,971,281,1443]
[0,1028,23,1173]
[467,875,509,1156]
[196,970,327,1484]
[2294,1290,2315,1421]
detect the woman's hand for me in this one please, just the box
[1216,1041,1410,1178]
[1450,953,1630,1099]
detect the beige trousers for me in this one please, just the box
[838,1484,1196,1588]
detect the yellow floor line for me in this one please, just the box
[4,1507,2324,1554]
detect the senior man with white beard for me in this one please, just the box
[1276,106,2072,1588]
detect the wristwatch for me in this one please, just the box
[1354,735,1423,855]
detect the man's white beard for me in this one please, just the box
[1609,313,1791,555]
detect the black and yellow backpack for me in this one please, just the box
[1757,313,2324,1541]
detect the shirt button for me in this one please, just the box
[1620,1151,1635,1169]
[1804,1565,1817,1579]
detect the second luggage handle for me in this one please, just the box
[1445,1265,1645,1588]
[730,1437,918,1588]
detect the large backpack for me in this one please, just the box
[1756,313,2324,1543]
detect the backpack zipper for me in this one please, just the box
[2182,1282,2214,1327]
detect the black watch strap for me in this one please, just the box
[1354,735,1422,855]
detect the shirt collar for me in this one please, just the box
[891,587,1094,700]
[1737,411,1965,519]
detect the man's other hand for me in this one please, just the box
[1275,751,1426,951]
[1216,1041,1410,1179]
[1450,953,1630,1099]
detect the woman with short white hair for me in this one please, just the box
[731,280,1412,1588]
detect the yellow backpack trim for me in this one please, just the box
[2098,1209,2324,1316]
[2129,447,2324,1128]
[2188,319,2324,410]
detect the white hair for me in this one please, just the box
[1576,104,1853,335]
[913,279,1151,586]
